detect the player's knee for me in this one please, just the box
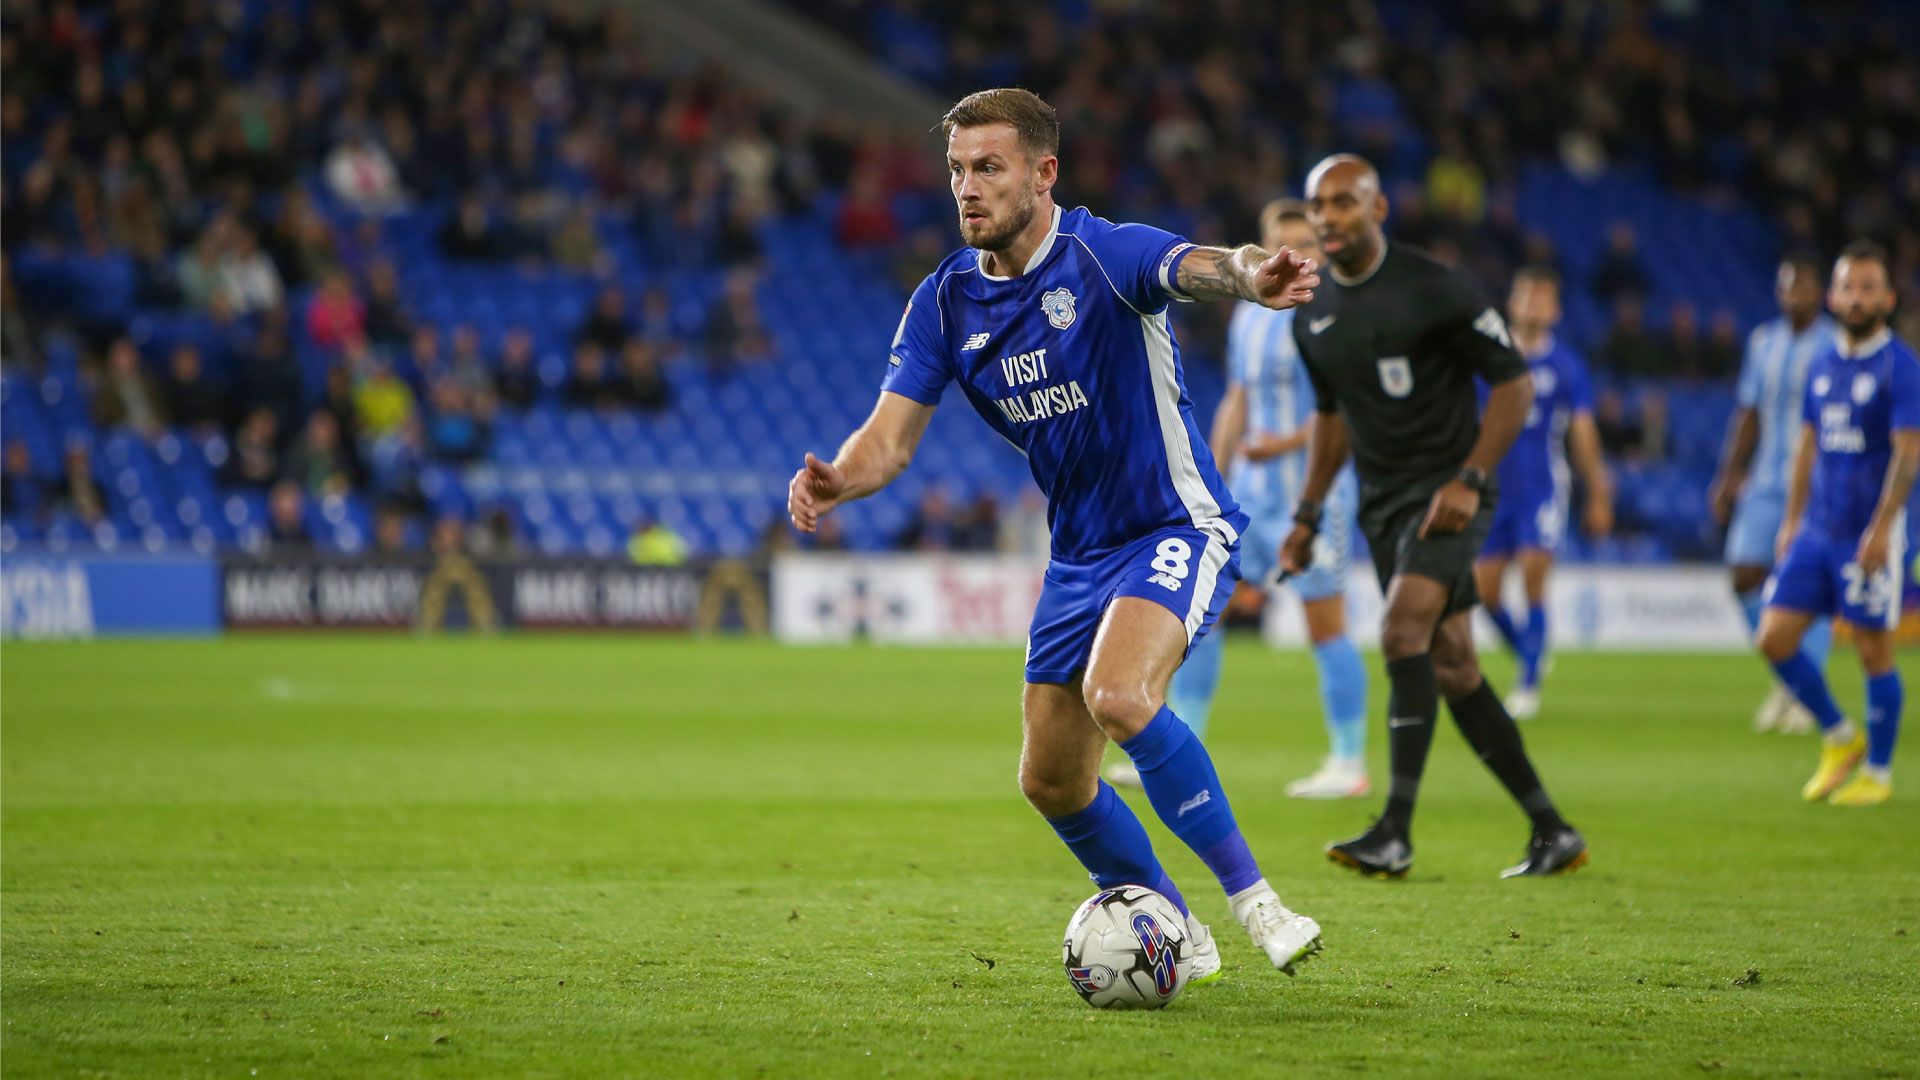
[1017,762,1088,817]
[1431,653,1482,699]
[1379,616,1431,661]
[1755,621,1799,664]
[1731,565,1769,595]
[1081,678,1156,740]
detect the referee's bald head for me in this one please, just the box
[1303,154,1388,275]
[1305,154,1381,200]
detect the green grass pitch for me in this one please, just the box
[3,636,1917,1078]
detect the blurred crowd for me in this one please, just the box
[791,0,1920,356]
[0,0,835,554]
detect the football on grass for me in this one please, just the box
[1061,885,1192,1009]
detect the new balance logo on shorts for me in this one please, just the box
[1147,572,1182,591]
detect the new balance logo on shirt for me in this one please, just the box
[962,332,991,351]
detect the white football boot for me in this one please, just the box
[1776,699,1818,736]
[1284,757,1371,799]
[1104,761,1142,788]
[1228,879,1322,975]
[1753,683,1790,732]
[1504,685,1541,721]
[1186,912,1223,985]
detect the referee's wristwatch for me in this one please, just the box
[1292,500,1323,533]
[1455,466,1491,494]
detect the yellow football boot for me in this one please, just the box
[1801,730,1865,801]
[1827,772,1892,806]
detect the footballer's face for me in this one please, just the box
[1305,160,1388,275]
[1266,217,1323,266]
[1776,262,1824,323]
[948,123,1055,253]
[1508,277,1562,334]
[1828,256,1895,338]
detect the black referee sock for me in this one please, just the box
[1447,679,1567,833]
[1381,654,1440,837]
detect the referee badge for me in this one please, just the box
[1040,287,1077,330]
[1377,356,1413,398]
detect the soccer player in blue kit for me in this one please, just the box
[1111,198,1371,799]
[1756,241,1919,806]
[788,89,1325,979]
[1712,254,1838,734]
[1472,266,1613,720]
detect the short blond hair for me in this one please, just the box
[940,88,1060,162]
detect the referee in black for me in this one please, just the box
[1281,154,1587,878]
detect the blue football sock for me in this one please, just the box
[1736,588,1765,637]
[1312,635,1369,759]
[1486,605,1523,656]
[1046,780,1189,916]
[1516,604,1546,687]
[1770,651,1846,733]
[1119,706,1261,895]
[1803,616,1833,673]
[1165,629,1225,742]
[1866,669,1903,770]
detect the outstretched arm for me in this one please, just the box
[788,391,935,532]
[1175,245,1320,309]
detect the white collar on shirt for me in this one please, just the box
[975,205,1063,282]
[1836,326,1893,360]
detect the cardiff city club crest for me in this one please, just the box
[1040,287,1077,330]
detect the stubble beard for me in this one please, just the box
[1840,309,1886,341]
[961,186,1036,255]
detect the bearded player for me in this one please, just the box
[790,89,1324,979]
[1757,241,1919,806]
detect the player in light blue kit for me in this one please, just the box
[788,90,1325,978]
[1472,266,1613,720]
[1110,199,1371,799]
[1712,254,1837,734]
[1756,241,1919,806]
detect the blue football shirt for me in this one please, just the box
[1479,336,1594,501]
[882,205,1247,562]
[1739,315,1837,496]
[1801,329,1920,540]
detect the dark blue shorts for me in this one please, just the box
[1481,486,1566,558]
[1025,525,1241,685]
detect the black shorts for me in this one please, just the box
[1359,488,1495,619]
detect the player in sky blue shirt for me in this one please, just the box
[787,89,1325,974]
[1472,266,1612,720]
[1131,199,1370,800]
[1710,255,1838,734]
[1756,243,1920,806]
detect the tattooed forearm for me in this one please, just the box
[1175,244,1265,302]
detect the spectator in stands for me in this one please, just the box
[161,344,226,435]
[403,326,443,400]
[1598,295,1665,378]
[610,340,670,413]
[551,207,604,273]
[629,517,690,566]
[956,493,1001,552]
[2,440,47,525]
[222,408,282,491]
[425,379,489,463]
[1591,222,1651,304]
[447,324,494,399]
[325,129,406,216]
[577,286,632,354]
[835,166,899,249]
[429,514,468,559]
[306,271,365,352]
[361,260,412,348]
[703,270,772,378]
[1705,310,1743,381]
[468,506,521,560]
[263,190,339,290]
[371,503,416,555]
[91,338,167,440]
[438,192,507,261]
[998,489,1050,557]
[639,287,680,361]
[565,342,613,410]
[282,410,362,498]
[1594,388,1646,461]
[1,258,44,376]
[1426,128,1487,226]
[1664,301,1705,380]
[352,358,419,455]
[898,487,956,551]
[238,306,303,433]
[221,227,285,315]
[493,329,541,411]
[265,479,314,552]
[54,442,107,526]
